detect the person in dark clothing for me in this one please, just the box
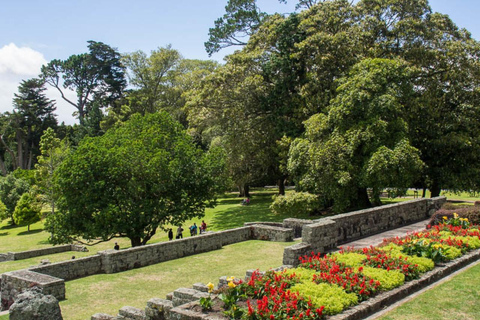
[114,242,119,250]
[168,228,173,241]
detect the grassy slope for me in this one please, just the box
[379,262,480,320]
[61,240,296,319]
[0,190,313,274]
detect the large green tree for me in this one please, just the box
[289,58,424,211]
[41,41,126,127]
[0,78,57,171]
[48,112,225,247]
[35,128,70,216]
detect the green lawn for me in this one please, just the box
[0,189,310,252]
[379,262,480,320]
[61,240,295,320]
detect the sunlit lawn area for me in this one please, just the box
[0,189,312,271]
[379,262,480,320]
[60,240,295,319]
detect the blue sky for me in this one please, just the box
[1,0,479,124]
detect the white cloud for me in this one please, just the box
[0,43,47,75]
[0,43,77,125]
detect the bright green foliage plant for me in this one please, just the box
[290,282,357,315]
[270,192,322,217]
[331,252,366,267]
[359,267,404,291]
[13,192,41,231]
[0,174,30,223]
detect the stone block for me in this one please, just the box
[91,313,116,320]
[9,287,62,320]
[282,242,312,266]
[192,283,208,292]
[118,306,146,320]
[145,298,173,320]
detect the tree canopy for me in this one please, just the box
[48,112,225,247]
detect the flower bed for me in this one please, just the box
[197,215,480,319]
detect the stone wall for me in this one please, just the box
[1,270,64,310]
[0,244,87,263]
[101,227,254,274]
[29,255,103,281]
[251,225,294,242]
[283,218,317,238]
[283,197,446,266]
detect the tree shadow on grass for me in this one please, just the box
[17,229,43,236]
[211,194,316,231]
[0,223,20,230]
[37,240,50,245]
[0,232,8,236]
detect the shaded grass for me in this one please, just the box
[60,240,297,320]
[379,262,480,320]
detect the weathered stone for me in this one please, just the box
[145,298,173,320]
[118,306,146,320]
[91,313,116,320]
[192,283,208,292]
[9,287,62,320]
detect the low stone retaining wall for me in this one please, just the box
[29,255,103,281]
[283,197,446,266]
[0,244,88,263]
[1,270,64,310]
[0,225,291,311]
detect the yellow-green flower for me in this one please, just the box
[228,281,236,288]
[227,276,235,282]
[207,282,214,293]
[453,212,458,218]
[443,216,448,220]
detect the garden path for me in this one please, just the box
[338,219,430,249]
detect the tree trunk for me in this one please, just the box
[278,178,285,196]
[430,183,441,198]
[141,229,156,245]
[244,185,250,198]
[238,184,251,198]
[0,135,17,170]
[0,158,7,176]
[354,187,372,210]
[28,224,30,232]
[130,237,142,247]
[370,187,382,206]
[16,128,24,169]
[422,187,427,198]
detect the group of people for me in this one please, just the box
[167,220,207,240]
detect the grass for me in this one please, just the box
[379,262,480,320]
[0,189,310,253]
[60,240,296,320]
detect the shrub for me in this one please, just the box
[359,266,405,290]
[270,192,322,217]
[291,282,358,315]
[284,267,317,282]
[13,192,42,231]
[429,207,480,226]
[331,252,366,267]
[379,243,434,273]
